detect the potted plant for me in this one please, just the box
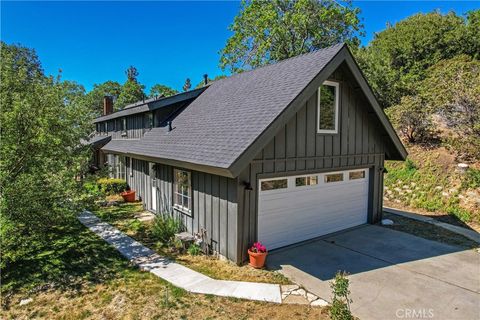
[248,242,267,268]
[120,190,136,202]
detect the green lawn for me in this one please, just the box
[1,207,326,320]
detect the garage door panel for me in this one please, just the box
[258,169,369,250]
[259,193,367,217]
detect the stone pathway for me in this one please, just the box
[384,207,480,244]
[79,210,326,305]
[281,285,328,306]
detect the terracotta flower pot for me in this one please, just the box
[248,249,267,269]
[120,190,136,202]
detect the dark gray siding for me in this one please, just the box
[105,155,239,262]
[236,67,388,262]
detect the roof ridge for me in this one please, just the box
[213,42,346,84]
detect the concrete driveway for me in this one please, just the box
[267,225,480,320]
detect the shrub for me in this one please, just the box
[187,243,202,256]
[152,214,183,245]
[386,96,432,143]
[330,271,353,320]
[97,178,128,195]
[462,169,480,190]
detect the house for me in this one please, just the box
[92,43,407,264]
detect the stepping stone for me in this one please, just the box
[311,298,329,307]
[283,294,310,305]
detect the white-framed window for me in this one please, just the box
[295,175,318,187]
[349,170,365,180]
[317,80,339,134]
[173,169,191,213]
[260,178,288,191]
[324,172,343,183]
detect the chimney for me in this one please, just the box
[203,74,208,86]
[103,96,113,116]
[168,121,173,132]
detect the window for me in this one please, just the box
[146,112,154,129]
[173,169,191,213]
[324,173,343,183]
[104,122,108,133]
[261,179,288,191]
[317,80,339,133]
[349,170,365,180]
[296,176,318,187]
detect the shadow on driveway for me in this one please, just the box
[267,225,480,320]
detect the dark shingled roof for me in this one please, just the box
[103,43,345,170]
[81,134,111,147]
[93,87,206,123]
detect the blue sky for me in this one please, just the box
[2,1,478,93]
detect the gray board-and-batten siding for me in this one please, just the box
[107,65,389,264]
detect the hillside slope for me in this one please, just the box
[384,145,480,231]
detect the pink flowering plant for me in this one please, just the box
[250,242,267,253]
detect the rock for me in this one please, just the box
[383,197,389,201]
[435,186,443,191]
[291,288,307,297]
[442,192,449,197]
[19,298,33,306]
[306,292,318,302]
[406,189,413,194]
[311,298,329,307]
[281,284,299,294]
[395,199,401,203]
[457,163,469,173]
[283,294,310,305]
[381,219,394,226]
[106,200,120,207]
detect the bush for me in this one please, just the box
[330,271,353,320]
[462,168,480,189]
[97,178,128,195]
[152,214,183,245]
[386,96,433,143]
[187,243,202,256]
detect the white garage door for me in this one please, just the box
[258,169,369,250]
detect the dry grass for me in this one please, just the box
[94,203,290,285]
[2,269,328,320]
[382,212,479,249]
[176,254,291,284]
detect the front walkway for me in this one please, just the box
[78,211,283,303]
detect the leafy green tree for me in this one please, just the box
[182,78,191,92]
[356,11,478,108]
[0,42,92,271]
[149,84,178,98]
[386,96,432,143]
[84,80,121,116]
[219,0,363,73]
[421,55,480,160]
[116,66,145,109]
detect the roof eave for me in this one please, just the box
[101,145,235,178]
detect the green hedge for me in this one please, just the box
[97,178,128,195]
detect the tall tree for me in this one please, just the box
[85,81,122,116]
[182,78,191,92]
[219,0,363,73]
[0,42,92,270]
[149,84,178,98]
[115,66,145,109]
[356,11,479,108]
